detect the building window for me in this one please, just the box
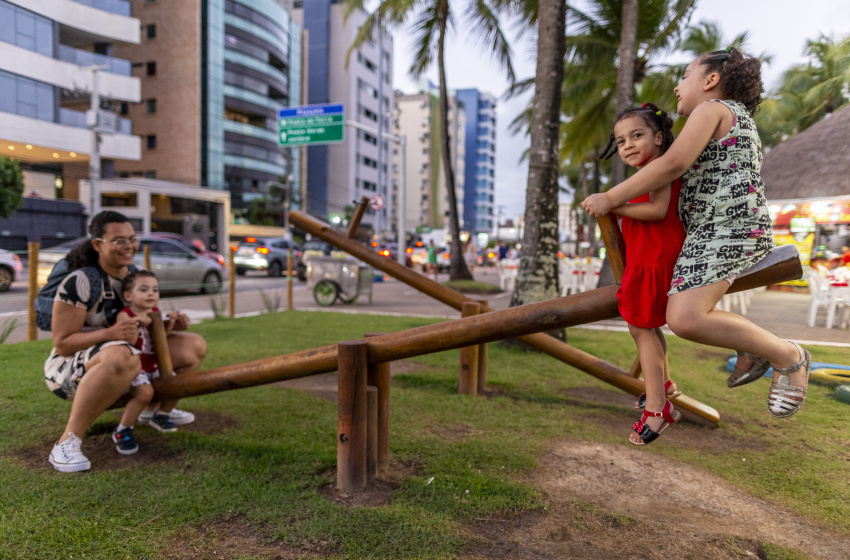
[119,172,130,178]
[120,102,129,115]
[146,24,156,39]
[146,99,156,114]
[146,61,156,76]
[146,135,157,149]
[146,171,157,178]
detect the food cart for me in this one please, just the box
[306,256,373,306]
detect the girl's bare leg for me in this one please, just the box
[654,327,675,390]
[628,325,671,442]
[666,282,805,395]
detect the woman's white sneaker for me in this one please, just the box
[164,408,195,426]
[48,433,91,473]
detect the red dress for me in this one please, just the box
[616,179,686,328]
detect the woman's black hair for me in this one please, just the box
[599,103,675,161]
[699,47,764,115]
[121,268,158,295]
[66,210,131,270]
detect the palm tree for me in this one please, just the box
[757,34,850,147]
[507,0,566,315]
[344,0,516,281]
[611,0,638,187]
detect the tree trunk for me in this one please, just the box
[508,0,566,341]
[610,0,638,187]
[437,0,472,281]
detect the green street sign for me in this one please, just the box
[278,103,345,147]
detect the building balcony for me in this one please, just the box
[70,0,131,17]
[57,45,131,76]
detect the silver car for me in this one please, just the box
[0,248,23,292]
[37,236,223,294]
[233,237,307,281]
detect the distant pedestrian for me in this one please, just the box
[497,241,508,260]
[426,240,438,282]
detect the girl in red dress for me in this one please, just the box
[601,103,686,445]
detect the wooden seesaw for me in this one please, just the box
[144,208,801,493]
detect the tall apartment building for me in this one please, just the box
[456,88,496,236]
[0,0,141,206]
[394,86,466,232]
[112,0,304,217]
[293,0,393,232]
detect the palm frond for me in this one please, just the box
[463,0,516,84]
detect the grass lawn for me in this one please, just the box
[1,310,849,559]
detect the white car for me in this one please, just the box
[0,248,23,292]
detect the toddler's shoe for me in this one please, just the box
[49,433,91,472]
[145,413,177,433]
[111,426,139,455]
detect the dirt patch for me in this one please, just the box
[272,360,435,403]
[16,411,237,472]
[163,516,327,560]
[319,456,424,508]
[424,422,487,442]
[463,440,850,559]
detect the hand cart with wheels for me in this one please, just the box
[306,256,373,307]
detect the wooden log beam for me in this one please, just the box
[347,196,370,239]
[153,286,622,401]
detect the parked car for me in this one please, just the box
[233,237,307,281]
[37,236,223,294]
[137,237,223,293]
[0,248,23,292]
[144,232,225,266]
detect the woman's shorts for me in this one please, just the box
[44,341,140,401]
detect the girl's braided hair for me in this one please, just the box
[599,103,675,161]
[699,47,764,115]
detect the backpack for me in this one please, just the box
[34,259,137,331]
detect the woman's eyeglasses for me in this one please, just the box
[96,236,140,248]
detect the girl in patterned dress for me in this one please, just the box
[582,48,812,419]
[601,104,686,444]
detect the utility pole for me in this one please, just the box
[375,22,385,242]
[84,65,108,218]
[346,119,407,266]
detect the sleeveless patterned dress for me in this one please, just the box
[668,100,774,294]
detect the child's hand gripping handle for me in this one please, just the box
[596,214,627,285]
[147,310,175,377]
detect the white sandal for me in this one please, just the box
[767,342,811,418]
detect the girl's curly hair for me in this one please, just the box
[699,47,764,115]
[599,103,675,161]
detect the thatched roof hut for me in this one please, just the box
[762,105,850,201]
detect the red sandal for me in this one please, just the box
[630,400,681,445]
[635,380,681,409]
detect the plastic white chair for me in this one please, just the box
[498,258,519,291]
[807,268,832,327]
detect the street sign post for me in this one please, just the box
[369,195,384,211]
[278,103,345,147]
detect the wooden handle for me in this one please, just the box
[148,310,174,376]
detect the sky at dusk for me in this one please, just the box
[381,0,850,223]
